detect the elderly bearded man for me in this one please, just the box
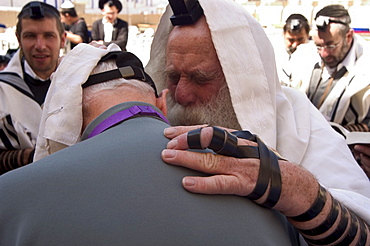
[146,0,370,245]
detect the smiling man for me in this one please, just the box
[0,1,66,174]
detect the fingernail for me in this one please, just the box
[167,139,178,149]
[162,149,177,158]
[183,177,195,186]
[164,127,176,137]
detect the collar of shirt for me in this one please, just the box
[80,101,168,141]
[24,59,49,81]
[102,17,115,42]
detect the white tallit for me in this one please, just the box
[290,34,370,125]
[34,43,121,161]
[145,0,370,223]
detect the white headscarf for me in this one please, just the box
[146,0,370,222]
[34,43,121,161]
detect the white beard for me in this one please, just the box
[167,84,242,130]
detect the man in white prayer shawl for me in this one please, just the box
[0,1,66,175]
[289,5,370,133]
[145,0,370,244]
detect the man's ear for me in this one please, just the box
[16,34,21,46]
[60,31,67,48]
[156,89,169,117]
[346,28,354,44]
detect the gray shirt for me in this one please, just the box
[0,102,300,245]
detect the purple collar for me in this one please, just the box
[87,105,169,139]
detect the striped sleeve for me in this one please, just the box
[0,114,34,175]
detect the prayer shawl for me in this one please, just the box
[34,43,121,161]
[290,35,370,125]
[273,36,292,86]
[145,0,370,223]
[0,50,41,150]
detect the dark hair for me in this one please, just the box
[98,0,122,13]
[315,4,350,23]
[16,1,65,37]
[314,4,351,34]
[283,14,310,35]
[60,8,77,18]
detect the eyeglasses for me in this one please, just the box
[316,38,344,51]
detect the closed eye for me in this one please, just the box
[164,70,180,85]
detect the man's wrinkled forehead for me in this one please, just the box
[167,15,213,54]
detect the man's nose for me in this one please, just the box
[173,78,197,106]
[35,37,46,50]
[318,48,330,58]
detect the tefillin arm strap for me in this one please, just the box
[169,0,203,26]
[187,127,284,208]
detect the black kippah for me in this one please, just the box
[18,1,60,19]
[286,14,308,23]
[315,4,349,19]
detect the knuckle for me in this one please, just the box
[214,175,229,193]
[201,153,262,196]
[202,153,221,172]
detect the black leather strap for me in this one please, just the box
[261,148,281,208]
[187,128,204,149]
[216,128,282,207]
[357,219,368,246]
[299,198,340,236]
[245,135,274,201]
[234,146,259,159]
[208,126,228,152]
[186,127,283,208]
[306,204,350,245]
[209,127,259,158]
[290,185,327,222]
[339,212,359,246]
